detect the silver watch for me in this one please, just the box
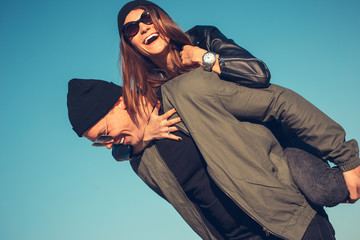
[202,51,216,71]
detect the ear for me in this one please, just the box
[117,96,126,110]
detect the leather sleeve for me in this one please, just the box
[186,25,271,88]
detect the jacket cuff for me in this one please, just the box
[218,56,271,88]
[338,158,360,172]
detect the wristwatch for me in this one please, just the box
[202,51,216,72]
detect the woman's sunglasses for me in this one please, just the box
[123,10,153,38]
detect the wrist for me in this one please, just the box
[202,51,217,71]
[143,126,155,142]
[197,49,207,65]
[143,133,152,143]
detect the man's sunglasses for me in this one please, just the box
[122,10,153,38]
[92,116,114,147]
[92,116,132,161]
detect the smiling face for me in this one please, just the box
[83,97,150,150]
[124,8,170,62]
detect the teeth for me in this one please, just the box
[120,137,125,144]
[144,33,159,44]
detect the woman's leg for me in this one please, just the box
[284,148,349,207]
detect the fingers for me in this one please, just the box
[163,133,182,142]
[167,117,181,126]
[343,165,360,204]
[152,101,161,115]
[348,188,360,203]
[150,127,181,141]
[168,126,179,133]
[180,51,185,64]
[162,108,177,119]
[166,126,179,135]
[347,197,358,204]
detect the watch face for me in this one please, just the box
[204,52,216,63]
[203,52,216,71]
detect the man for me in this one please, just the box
[67,68,360,240]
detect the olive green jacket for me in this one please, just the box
[130,68,360,240]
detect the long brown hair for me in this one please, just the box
[120,5,197,121]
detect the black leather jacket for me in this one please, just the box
[186,25,270,88]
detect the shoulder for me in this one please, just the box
[186,25,219,33]
[186,25,221,37]
[186,25,222,45]
[162,68,210,94]
[162,68,235,101]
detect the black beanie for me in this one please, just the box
[67,79,123,137]
[117,0,164,37]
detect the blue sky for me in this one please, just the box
[1,0,359,239]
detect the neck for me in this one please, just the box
[132,103,155,154]
[132,140,150,155]
[150,51,176,77]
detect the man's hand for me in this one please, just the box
[343,165,360,203]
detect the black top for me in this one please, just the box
[155,130,266,239]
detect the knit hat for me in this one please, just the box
[117,0,165,37]
[67,78,122,137]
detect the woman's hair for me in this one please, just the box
[120,5,197,121]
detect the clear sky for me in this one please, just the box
[1,0,359,239]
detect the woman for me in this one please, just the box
[112,1,355,239]
[117,0,270,125]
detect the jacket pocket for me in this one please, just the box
[231,153,291,190]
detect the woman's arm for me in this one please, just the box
[184,25,270,88]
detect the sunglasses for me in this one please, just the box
[92,116,133,161]
[122,10,153,38]
[92,116,114,147]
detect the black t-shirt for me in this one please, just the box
[155,130,266,239]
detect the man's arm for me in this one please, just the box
[219,82,359,171]
[213,74,360,202]
[163,68,360,202]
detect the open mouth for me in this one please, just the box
[144,33,159,45]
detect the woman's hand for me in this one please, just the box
[143,102,182,142]
[180,45,221,74]
[180,45,206,66]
